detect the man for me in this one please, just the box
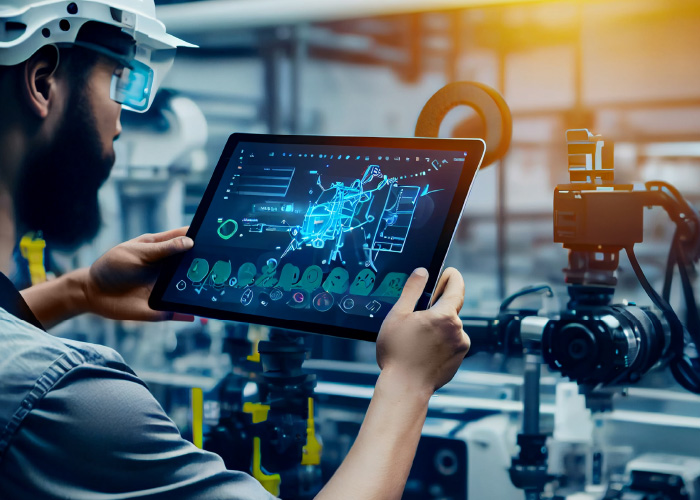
[0,1,471,499]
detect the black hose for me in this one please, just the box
[676,241,700,343]
[625,246,700,394]
[662,230,678,303]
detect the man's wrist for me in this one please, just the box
[376,367,434,405]
[20,267,92,328]
[64,267,91,317]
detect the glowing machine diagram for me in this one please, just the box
[243,165,421,270]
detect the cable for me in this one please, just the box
[676,240,700,343]
[662,230,678,303]
[499,284,554,312]
[646,180,684,205]
[670,356,700,394]
[625,246,700,394]
[625,246,683,353]
[643,182,700,392]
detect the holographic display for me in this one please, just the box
[158,136,481,335]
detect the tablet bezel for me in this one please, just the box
[149,133,485,342]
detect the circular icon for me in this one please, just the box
[340,296,355,312]
[270,287,284,301]
[176,280,186,291]
[241,287,254,306]
[313,292,334,312]
[266,258,278,271]
[217,219,238,240]
[287,291,308,309]
[228,277,238,287]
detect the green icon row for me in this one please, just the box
[185,257,407,297]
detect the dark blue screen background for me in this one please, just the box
[162,140,473,333]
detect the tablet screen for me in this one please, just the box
[152,134,483,340]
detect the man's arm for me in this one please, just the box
[0,365,276,500]
[315,370,431,499]
[20,227,194,329]
[315,267,470,500]
[19,267,90,328]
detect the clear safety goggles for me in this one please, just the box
[69,41,175,112]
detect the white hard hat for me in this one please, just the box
[0,0,196,111]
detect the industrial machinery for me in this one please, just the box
[203,326,322,499]
[462,128,700,500]
[409,79,700,500]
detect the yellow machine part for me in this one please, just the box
[191,387,204,449]
[247,324,268,362]
[301,397,322,466]
[252,437,281,496]
[243,402,270,424]
[19,232,47,285]
[247,344,261,363]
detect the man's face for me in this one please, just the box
[14,57,122,250]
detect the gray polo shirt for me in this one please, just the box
[0,274,277,500]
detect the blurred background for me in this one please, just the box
[19,0,700,498]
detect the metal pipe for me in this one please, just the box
[157,0,544,34]
[523,354,540,435]
[496,34,508,300]
[261,29,283,134]
[290,25,305,134]
[496,155,507,299]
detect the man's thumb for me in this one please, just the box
[141,236,193,262]
[391,268,429,314]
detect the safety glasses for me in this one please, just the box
[67,40,172,112]
[109,58,153,111]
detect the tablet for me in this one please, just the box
[150,134,484,342]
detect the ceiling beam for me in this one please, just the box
[157,0,548,34]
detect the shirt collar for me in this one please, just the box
[0,273,45,330]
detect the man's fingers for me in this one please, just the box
[138,227,190,244]
[392,268,429,314]
[430,270,448,307]
[139,236,194,263]
[431,268,465,313]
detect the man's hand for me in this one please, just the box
[81,227,195,322]
[22,227,195,328]
[377,267,470,394]
[315,267,469,500]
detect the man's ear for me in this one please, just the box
[22,45,60,119]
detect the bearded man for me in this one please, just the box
[0,2,471,499]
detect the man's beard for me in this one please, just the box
[14,87,115,251]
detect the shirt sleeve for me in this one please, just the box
[0,364,279,500]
